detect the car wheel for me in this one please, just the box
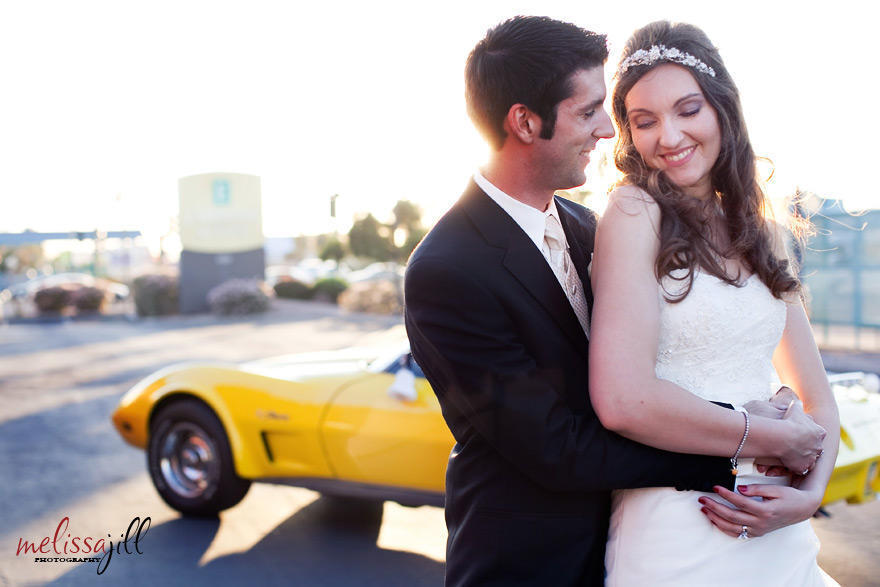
[148,399,251,516]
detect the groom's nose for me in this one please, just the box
[594,109,615,140]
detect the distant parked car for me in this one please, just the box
[346,262,404,284]
[0,272,129,318]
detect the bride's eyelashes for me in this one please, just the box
[630,102,704,130]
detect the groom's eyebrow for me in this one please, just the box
[580,98,605,112]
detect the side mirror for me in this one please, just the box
[388,366,418,402]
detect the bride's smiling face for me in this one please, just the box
[624,64,721,199]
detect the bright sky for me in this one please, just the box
[1,0,875,246]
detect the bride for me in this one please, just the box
[589,21,840,585]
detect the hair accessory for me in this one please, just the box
[730,407,749,476]
[617,44,716,78]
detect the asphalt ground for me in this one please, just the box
[0,300,878,586]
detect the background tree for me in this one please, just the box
[398,226,428,261]
[389,200,426,262]
[319,238,346,263]
[348,214,393,261]
[391,200,422,233]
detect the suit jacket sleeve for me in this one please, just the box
[405,256,735,493]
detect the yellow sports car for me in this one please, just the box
[112,345,880,516]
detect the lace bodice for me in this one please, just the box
[655,269,787,408]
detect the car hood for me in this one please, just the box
[239,345,399,382]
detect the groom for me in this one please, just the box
[405,16,798,586]
[404,17,736,585]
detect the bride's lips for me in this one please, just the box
[660,145,696,168]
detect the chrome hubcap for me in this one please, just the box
[159,422,219,498]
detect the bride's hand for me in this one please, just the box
[698,484,824,538]
[778,400,826,474]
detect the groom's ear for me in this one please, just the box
[503,104,541,145]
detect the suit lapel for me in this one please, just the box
[460,182,588,353]
[555,196,596,312]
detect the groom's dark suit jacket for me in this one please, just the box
[404,181,735,586]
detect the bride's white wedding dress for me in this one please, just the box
[604,270,836,586]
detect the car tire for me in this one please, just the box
[148,399,251,517]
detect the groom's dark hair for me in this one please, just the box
[465,16,608,150]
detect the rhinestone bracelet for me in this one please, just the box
[730,408,750,476]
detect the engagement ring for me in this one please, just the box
[738,525,750,541]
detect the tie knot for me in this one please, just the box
[544,214,567,251]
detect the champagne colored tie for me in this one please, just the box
[544,214,590,338]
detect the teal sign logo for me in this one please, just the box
[212,179,231,206]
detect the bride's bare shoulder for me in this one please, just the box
[600,185,661,232]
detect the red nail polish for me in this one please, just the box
[738,485,749,493]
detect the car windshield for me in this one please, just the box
[366,345,425,378]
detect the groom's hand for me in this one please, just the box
[742,399,786,420]
[698,484,824,538]
[742,385,799,420]
[744,388,802,477]
[773,388,826,475]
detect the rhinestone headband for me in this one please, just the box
[617,44,716,78]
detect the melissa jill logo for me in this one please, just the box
[15,516,150,575]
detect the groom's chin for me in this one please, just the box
[561,175,587,191]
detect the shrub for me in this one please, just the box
[207,279,270,316]
[34,286,71,314]
[312,277,349,303]
[133,275,179,316]
[273,279,313,300]
[71,286,105,312]
[337,280,402,315]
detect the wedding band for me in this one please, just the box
[818,448,824,457]
[738,525,749,541]
[800,468,810,476]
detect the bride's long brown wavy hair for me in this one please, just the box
[611,21,800,302]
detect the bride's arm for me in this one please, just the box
[588,187,824,468]
[698,298,840,537]
[768,300,839,496]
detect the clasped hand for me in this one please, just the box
[699,387,825,537]
[745,386,826,475]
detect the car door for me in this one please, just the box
[320,356,453,492]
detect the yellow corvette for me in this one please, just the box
[112,345,880,516]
